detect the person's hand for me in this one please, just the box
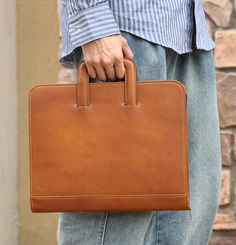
[81,34,134,81]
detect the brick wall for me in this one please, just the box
[57,1,236,243]
[204,0,236,244]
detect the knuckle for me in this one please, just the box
[92,57,101,66]
[84,58,92,65]
[102,58,113,66]
[114,55,123,63]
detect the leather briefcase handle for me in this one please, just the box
[77,58,137,106]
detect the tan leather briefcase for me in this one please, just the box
[29,58,190,212]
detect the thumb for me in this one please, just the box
[121,38,134,60]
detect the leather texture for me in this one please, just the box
[29,58,190,212]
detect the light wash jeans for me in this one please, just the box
[58,30,222,245]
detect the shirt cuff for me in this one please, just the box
[68,2,121,48]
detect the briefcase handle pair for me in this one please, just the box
[77,58,137,107]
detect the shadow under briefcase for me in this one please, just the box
[29,58,190,212]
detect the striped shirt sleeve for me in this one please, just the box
[67,0,121,48]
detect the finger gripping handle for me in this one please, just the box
[77,58,137,106]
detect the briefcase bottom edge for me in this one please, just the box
[30,194,190,212]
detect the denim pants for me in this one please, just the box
[58,30,222,245]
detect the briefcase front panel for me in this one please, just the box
[29,79,189,212]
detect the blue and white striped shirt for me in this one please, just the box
[59,0,215,65]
